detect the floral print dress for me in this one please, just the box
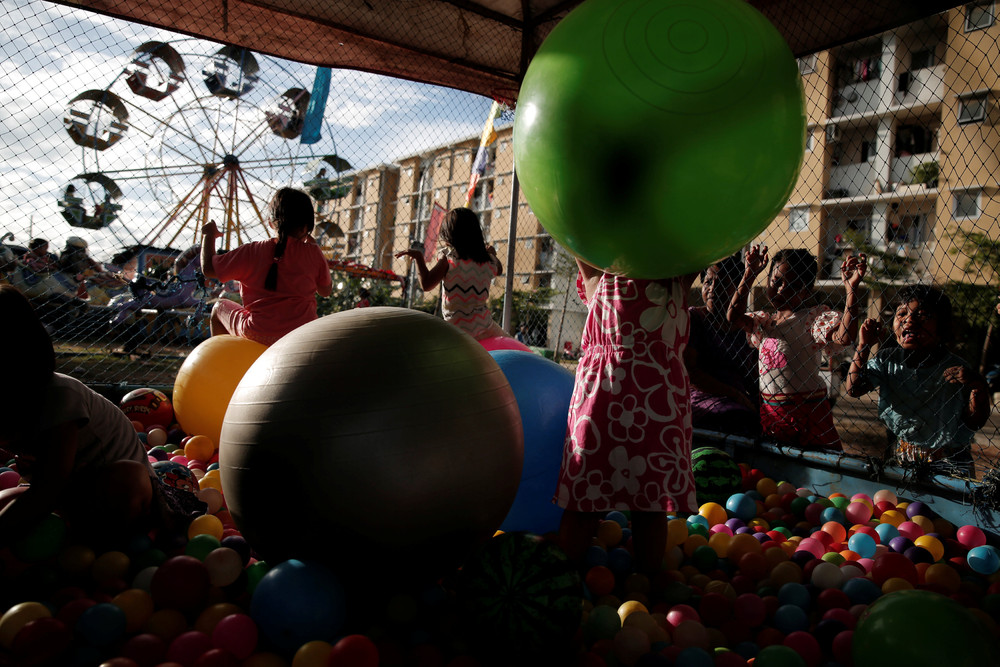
[554,273,697,514]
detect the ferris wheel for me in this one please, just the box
[62,39,351,251]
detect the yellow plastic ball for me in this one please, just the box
[184,434,216,463]
[699,502,728,528]
[879,510,906,527]
[756,478,778,498]
[0,602,51,649]
[914,535,945,562]
[188,514,225,541]
[112,589,154,633]
[292,640,333,667]
[618,599,649,623]
[881,576,914,594]
[667,519,689,550]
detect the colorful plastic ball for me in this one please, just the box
[10,617,72,666]
[489,350,573,535]
[726,493,757,522]
[120,388,173,431]
[584,605,622,644]
[76,602,127,647]
[844,501,873,525]
[513,0,806,278]
[249,559,346,655]
[810,561,843,590]
[146,427,169,449]
[753,643,807,667]
[699,502,729,528]
[166,630,214,666]
[152,460,199,495]
[968,545,1000,575]
[150,555,211,614]
[211,613,258,661]
[842,577,882,606]
[853,589,998,666]
[772,604,809,635]
[188,514,224,541]
[184,434,216,463]
[0,469,21,490]
[777,583,811,609]
[957,524,988,549]
[0,602,52,649]
[204,547,244,587]
[847,533,876,559]
[111,589,154,634]
[896,520,924,541]
[12,513,66,562]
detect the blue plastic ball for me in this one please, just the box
[726,493,757,521]
[76,603,126,647]
[772,604,810,634]
[848,532,877,559]
[605,510,629,527]
[968,545,1000,575]
[249,559,346,655]
[874,523,899,545]
[820,507,846,525]
[843,577,882,605]
[777,582,812,610]
[491,350,575,535]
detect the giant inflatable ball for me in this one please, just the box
[513,0,806,278]
[219,307,524,582]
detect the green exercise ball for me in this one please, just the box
[513,0,806,278]
[853,589,999,667]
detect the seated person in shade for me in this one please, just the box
[684,254,760,437]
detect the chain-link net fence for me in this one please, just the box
[4,1,1000,481]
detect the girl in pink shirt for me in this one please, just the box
[201,188,333,345]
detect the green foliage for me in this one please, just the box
[942,281,995,365]
[948,228,1000,286]
[842,230,914,284]
[316,274,404,317]
[909,160,938,186]
[490,288,556,346]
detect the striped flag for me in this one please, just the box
[423,203,447,263]
[464,100,501,207]
[301,67,331,145]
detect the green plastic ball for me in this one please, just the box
[513,0,806,278]
[853,589,999,667]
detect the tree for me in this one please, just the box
[948,228,1000,372]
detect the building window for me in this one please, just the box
[965,2,995,31]
[789,207,809,232]
[910,49,935,70]
[954,188,982,220]
[958,92,988,124]
[797,54,817,75]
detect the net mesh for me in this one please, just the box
[3,0,1000,480]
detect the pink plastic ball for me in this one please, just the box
[665,604,700,628]
[957,525,987,549]
[844,502,873,525]
[166,630,213,665]
[796,537,827,559]
[0,470,22,490]
[896,521,924,541]
[211,614,258,661]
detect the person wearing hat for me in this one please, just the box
[58,236,102,278]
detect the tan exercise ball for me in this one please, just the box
[219,307,524,582]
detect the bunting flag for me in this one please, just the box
[464,100,502,206]
[423,203,447,263]
[300,67,332,145]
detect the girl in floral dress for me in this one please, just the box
[555,259,698,575]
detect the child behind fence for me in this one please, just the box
[845,284,990,473]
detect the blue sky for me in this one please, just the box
[0,0,497,258]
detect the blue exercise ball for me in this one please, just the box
[249,559,346,656]
[490,350,575,535]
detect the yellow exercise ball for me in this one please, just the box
[173,335,267,445]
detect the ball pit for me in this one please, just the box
[1,369,1000,666]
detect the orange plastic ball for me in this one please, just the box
[184,435,216,463]
[699,503,728,528]
[188,514,225,541]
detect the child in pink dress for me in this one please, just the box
[555,259,698,575]
[200,188,333,345]
[728,245,866,450]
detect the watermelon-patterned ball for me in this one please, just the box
[458,532,582,660]
[691,447,742,505]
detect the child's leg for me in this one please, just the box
[631,511,669,576]
[210,299,241,337]
[558,509,601,566]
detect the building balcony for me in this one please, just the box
[893,64,945,109]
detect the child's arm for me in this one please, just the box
[683,345,755,409]
[844,317,880,397]
[394,250,448,291]
[486,245,503,275]
[830,254,867,346]
[727,244,768,332]
[0,423,77,544]
[943,365,991,430]
[200,221,222,279]
[575,258,603,303]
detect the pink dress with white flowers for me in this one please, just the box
[554,273,697,514]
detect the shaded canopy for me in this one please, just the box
[51,0,962,101]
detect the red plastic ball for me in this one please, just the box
[211,614,258,661]
[783,630,822,667]
[120,388,174,431]
[151,556,211,613]
[119,633,167,667]
[328,634,380,666]
[870,552,919,586]
[166,630,213,666]
[11,617,72,665]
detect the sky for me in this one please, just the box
[0,0,498,259]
